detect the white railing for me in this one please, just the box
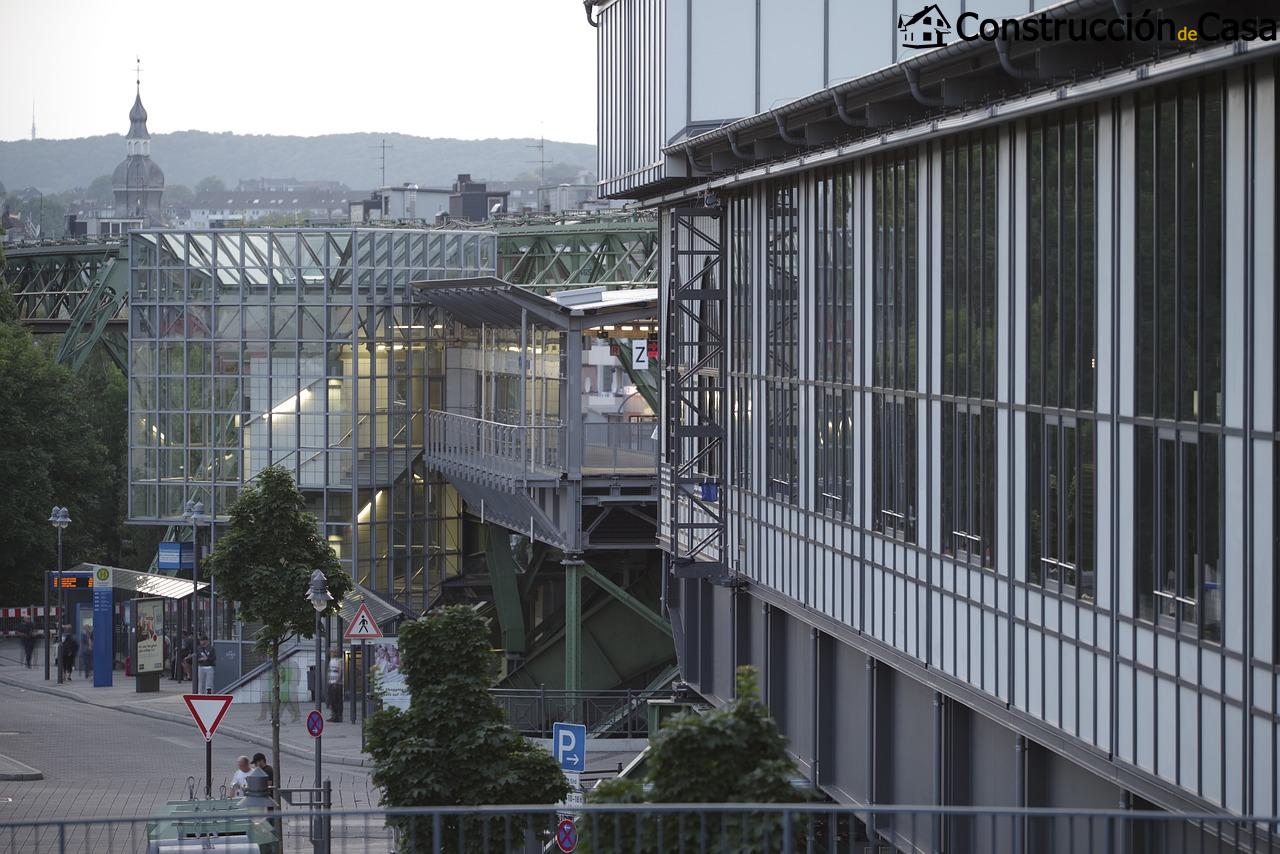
[427,410,563,479]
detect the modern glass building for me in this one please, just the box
[127,228,494,611]
[593,0,1280,844]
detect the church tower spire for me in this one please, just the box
[113,58,165,224]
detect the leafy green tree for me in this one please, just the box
[582,667,800,852]
[367,606,568,850]
[0,281,115,603]
[86,174,114,202]
[194,176,226,195]
[204,466,352,799]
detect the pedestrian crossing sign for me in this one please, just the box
[343,603,383,639]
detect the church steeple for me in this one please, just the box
[127,58,150,154]
[113,57,164,224]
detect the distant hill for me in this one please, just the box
[0,131,597,193]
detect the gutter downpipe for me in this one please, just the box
[905,66,946,108]
[832,92,866,127]
[773,112,807,146]
[995,36,1045,82]
[728,132,754,161]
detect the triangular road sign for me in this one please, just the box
[344,602,383,639]
[183,694,234,741]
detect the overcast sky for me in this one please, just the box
[1,0,598,143]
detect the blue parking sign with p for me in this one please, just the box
[553,722,586,772]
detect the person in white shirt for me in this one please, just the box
[230,755,252,797]
[326,649,343,722]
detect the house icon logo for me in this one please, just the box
[898,4,951,49]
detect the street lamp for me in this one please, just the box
[47,506,71,684]
[182,500,206,644]
[306,568,332,852]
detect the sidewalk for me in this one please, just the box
[0,641,374,768]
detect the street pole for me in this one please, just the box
[55,525,64,685]
[206,738,212,799]
[42,571,49,680]
[305,570,332,854]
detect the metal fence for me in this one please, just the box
[427,410,563,479]
[490,688,649,739]
[4,804,1279,854]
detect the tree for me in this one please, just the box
[582,667,800,852]
[165,184,195,208]
[366,606,568,850]
[204,466,352,801]
[0,314,116,603]
[86,174,114,203]
[194,176,226,195]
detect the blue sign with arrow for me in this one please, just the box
[552,722,586,772]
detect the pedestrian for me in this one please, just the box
[179,633,193,681]
[326,647,343,722]
[281,662,300,722]
[252,752,275,796]
[19,618,35,668]
[79,627,93,679]
[195,634,217,694]
[230,755,252,797]
[60,626,78,681]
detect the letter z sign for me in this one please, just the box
[553,722,586,772]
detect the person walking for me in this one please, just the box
[195,635,217,694]
[18,618,35,669]
[230,755,252,797]
[179,633,193,681]
[252,753,275,796]
[326,648,343,722]
[78,627,93,679]
[59,626,78,681]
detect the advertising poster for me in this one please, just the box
[369,638,409,711]
[135,598,164,673]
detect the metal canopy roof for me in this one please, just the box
[414,278,657,330]
[339,583,407,628]
[72,563,209,600]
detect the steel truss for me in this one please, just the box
[664,208,728,580]
[4,241,128,371]
[496,217,658,290]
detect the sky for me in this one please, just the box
[0,0,598,143]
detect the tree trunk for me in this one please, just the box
[271,640,282,808]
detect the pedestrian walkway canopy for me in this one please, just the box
[71,563,208,600]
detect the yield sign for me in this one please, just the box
[183,694,234,741]
[343,602,383,639]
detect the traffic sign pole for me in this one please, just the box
[206,738,212,799]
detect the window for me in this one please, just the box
[1133,78,1225,640]
[1027,107,1098,598]
[1135,427,1222,642]
[1135,79,1223,423]
[1027,414,1095,598]
[815,166,857,518]
[729,193,753,486]
[765,181,801,502]
[871,151,918,540]
[941,131,997,565]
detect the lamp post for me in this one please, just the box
[306,570,331,854]
[181,500,206,642]
[48,507,71,684]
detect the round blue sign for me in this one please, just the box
[306,709,324,738]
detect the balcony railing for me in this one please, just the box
[427,409,563,480]
[583,418,658,475]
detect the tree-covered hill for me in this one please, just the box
[0,130,596,193]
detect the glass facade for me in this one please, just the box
[128,228,495,610]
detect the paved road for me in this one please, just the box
[0,678,380,814]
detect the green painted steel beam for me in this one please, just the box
[610,337,659,412]
[582,563,671,638]
[563,556,584,695]
[484,524,528,656]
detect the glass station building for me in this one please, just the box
[127,228,493,611]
